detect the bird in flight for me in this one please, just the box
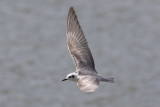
[62,7,114,94]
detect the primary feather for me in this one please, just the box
[67,7,95,71]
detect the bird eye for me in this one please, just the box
[69,76,71,78]
[72,75,75,78]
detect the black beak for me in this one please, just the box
[62,79,68,82]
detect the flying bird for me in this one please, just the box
[62,7,114,94]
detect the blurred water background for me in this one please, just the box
[0,0,160,107]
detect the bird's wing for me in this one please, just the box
[66,7,95,71]
[77,76,99,94]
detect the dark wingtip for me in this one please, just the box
[69,7,74,13]
[70,6,74,10]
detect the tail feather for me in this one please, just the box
[99,76,115,83]
[105,77,115,83]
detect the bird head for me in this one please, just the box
[62,72,78,82]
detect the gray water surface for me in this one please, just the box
[0,0,160,107]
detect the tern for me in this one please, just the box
[62,7,114,94]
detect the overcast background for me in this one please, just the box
[0,0,160,107]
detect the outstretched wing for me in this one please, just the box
[67,7,95,70]
[77,76,99,94]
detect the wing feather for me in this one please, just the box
[77,76,99,93]
[66,7,95,70]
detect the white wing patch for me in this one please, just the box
[77,76,99,94]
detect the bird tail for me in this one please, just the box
[99,76,115,83]
[105,77,115,83]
